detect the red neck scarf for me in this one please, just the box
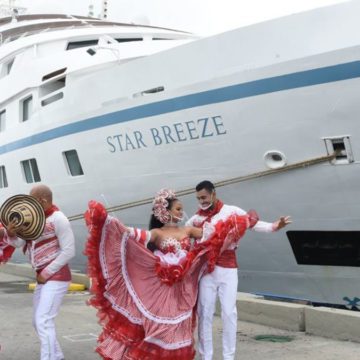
[45,204,59,218]
[196,199,224,226]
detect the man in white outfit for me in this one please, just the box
[4,184,75,360]
[186,180,291,360]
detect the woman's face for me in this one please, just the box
[169,200,184,222]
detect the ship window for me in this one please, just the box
[323,136,354,164]
[0,166,8,188]
[287,230,360,267]
[21,158,41,183]
[5,58,14,74]
[66,40,99,50]
[63,150,84,176]
[42,68,67,81]
[115,38,143,43]
[0,110,5,132]
[21,95,33,122]
[41,92,64,107]
[133,86,165,98]
[40,77,66,98]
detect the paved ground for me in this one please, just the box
[0,272,359,360]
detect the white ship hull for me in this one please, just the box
[1,2,360,308]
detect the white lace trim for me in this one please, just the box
[99,216,192,325]
[145,336,192,350]
[154,249,187,265]
[104,292,142,325]
[99,217,110,280]
[159,237,182,252]
[99,218,142,325]
[121,231,192,324]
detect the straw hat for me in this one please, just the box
[0,195,45,241]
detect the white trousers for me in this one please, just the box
[197,266,238,360]
[33,281,70,360]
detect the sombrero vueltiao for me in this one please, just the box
[0,195,45,241]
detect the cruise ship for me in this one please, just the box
[1,1,360,309]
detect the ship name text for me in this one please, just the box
[106,115,227,153]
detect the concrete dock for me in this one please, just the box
[1,269,360,360]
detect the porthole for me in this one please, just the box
[264,150,287,169]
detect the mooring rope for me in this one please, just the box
[68,152,335,221]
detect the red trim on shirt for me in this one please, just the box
[34,236,57,249]
[45,205,59,218]
[216,249,238,268]
[196,200,224,227]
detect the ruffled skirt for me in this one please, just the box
[84,201,249,360]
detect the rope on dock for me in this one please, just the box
[68,152,336,222]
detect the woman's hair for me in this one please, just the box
[148,197,177,230]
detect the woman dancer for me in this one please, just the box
[85,189,257,360]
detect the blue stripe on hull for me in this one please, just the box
[1,60,360,155]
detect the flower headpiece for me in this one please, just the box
[152,189,177,224]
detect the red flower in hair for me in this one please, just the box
[152,189,176,224]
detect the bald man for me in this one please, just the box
[7,184,75,360]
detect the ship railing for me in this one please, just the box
[68,152,337,222]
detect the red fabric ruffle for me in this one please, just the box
[155,251,196,286]
[84,201,196,360]
[0,244,15,264]
[84,202,145,354]
[84,201,254,359]
[0,225,16,264]
[84,201,144,345]
[193,214,250,273]
[154,212,253,284]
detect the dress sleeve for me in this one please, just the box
[128,227,151,247]
[234,206,273,233]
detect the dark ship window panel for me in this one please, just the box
[63,150,84,176]
[21,95,33,122]
[40,77,66,98]
[0,165,8,188]
[115,38,143,43]
[133,86,165,98]
[287,231,360,267]
[322,136,354,163]
[66,40,99,50]
[332,140,347,159]
[0,109,5,132]
[41,92,64,107]
[21,158,41,183]
[42,68,67,81]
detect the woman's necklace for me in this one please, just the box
[163,222,179,227]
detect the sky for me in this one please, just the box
[13,0,347,35]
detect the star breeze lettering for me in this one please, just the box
[107,115,227,153]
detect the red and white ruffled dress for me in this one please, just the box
[84,201,252,360]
